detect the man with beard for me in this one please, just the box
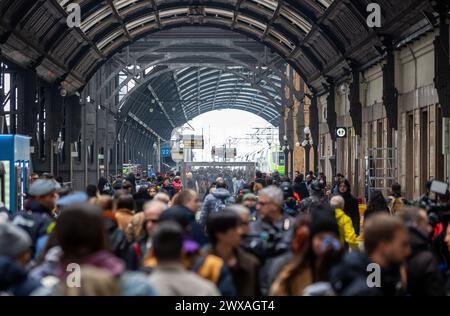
[330,214,410,296]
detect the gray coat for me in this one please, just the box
[148,263,220,296]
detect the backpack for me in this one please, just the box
[213,198,228,214]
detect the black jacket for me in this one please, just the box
[293,182,310,200]
[340,192,360,235]
[126,235,148,270]
[159,205,208,246]
[255,178,267,188]
[103,215,129,260]
[406,227,446,296]
[0,256,41,296]
[12,201,54,250]
[330,252,406,296]
[160,185,176,198]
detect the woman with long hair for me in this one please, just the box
[364,190,390,221]
[270,204,343,296]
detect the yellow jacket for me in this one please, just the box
[335,208,359,250]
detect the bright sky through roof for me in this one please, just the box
[182,109,278,162]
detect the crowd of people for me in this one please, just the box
[1,169,450,296]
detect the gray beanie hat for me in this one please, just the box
[28,179,57,197]
[0,222,32,258]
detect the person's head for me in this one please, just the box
[86,184,98,198]
[90,195,114,212]
[368,191,387,209]
[28,179,58,211]
[143,200,167,236]
[112,180,123,190]
[30,172,39,184]
[280,181,294,200]
[294,173,304,184]
[148,186,158,197]
[153,192,170,205]
[206,211,242,248]
[391,183,402,198]
[152,221,183,264]
[309,204,340,258]
[172,189,199,213]
[115,194,135,211]
[215,180,227,189]
[255,170,263,179]
[337,178,351,194]
[242,193,257,209]
[397,206,433,238]
[425,180,433,193]
[54,203,108,262]
[306,174,312,182]
[0,222,32,265]
[226,204,251,235]
[186,172,193,180]
[330,195,345,210]
[256,186,284,221]
[291,213,312,255]
[364,213,410,268]
[252,182,263,194]
[162,178,170,187]
[334,173,344,183]
[122,181,133,193]
[310,180,324,196]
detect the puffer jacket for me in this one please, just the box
[199,188,235,225]
[335,208,359,250]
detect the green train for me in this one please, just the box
[256,146,285,176]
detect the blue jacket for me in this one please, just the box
[0,256,41,296]
[199,188,235,225]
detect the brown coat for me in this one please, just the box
[115,208,134,231]
[208,246,261,296]
[269,261,313,296]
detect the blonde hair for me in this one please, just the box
[125,212,145,243]
[60,265,121,296]
[253,182,263,194]
[330,195,345,210]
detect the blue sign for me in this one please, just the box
[161,148,171,157]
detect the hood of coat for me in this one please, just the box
[212,188,231,199]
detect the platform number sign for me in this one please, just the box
[161,148,171,157]
[336,127,347,138]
